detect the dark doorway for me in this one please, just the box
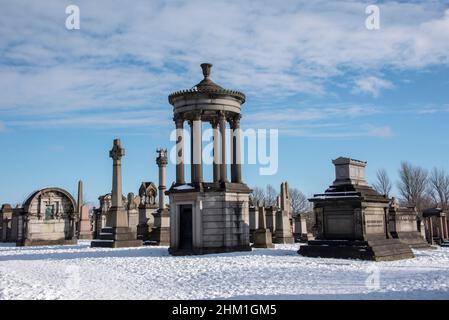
[179,205,193,249]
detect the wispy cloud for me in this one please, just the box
[1,0,449,134]
[352,76,394,97]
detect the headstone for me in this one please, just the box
[78,204,93,239]
[265,206,276,235]
[137,182,157,240]
[299,157,414,261]
[253,206,274,248]
[249,205,259,243]
[274,209,294,244]
[388,198,432,249]
[127,192,140,235]
[293,214,308,242]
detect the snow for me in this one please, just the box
[1,241,449,300]
[173,184,195,190]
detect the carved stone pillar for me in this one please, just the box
[211,119,220,183]
[174,116,185,184]
[192,112,203,184]
[219,111,228,183]
[230,114,242,183]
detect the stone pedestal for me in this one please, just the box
[149,208,170,245]
[273,210,294,244]
[91,139,142,248]
[389,204,432,249]
[253,206,274,248]
[249,206,258,243]
[265,207,276,235]
[78,204,93,239]
[293,214,309,242]
[91,207,142,248]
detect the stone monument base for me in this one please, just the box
[169,245,252,256]
[294,233,310,243]
[91,227,142,248]
[149,209,170,245]
[149,227,170,246]
[17,239,78,247]
[78,232,93,240]
[253,229,274,248]
[391,231,434,249]
[299,239,415,261]
[273,233,295,244]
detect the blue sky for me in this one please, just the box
[1,0,449,205]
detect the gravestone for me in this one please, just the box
[274,209,294,244]
[293,214,308,242]
[299,157,414,261]
[253,206,274,248]
[137,182,158,240]
[388,198,431,249]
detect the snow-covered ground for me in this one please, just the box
[1,241,449,300]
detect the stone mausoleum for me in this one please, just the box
[299,157,414,261]
[167,63,252,255]
[1,187,78,246]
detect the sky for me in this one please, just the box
[1,0,449,205]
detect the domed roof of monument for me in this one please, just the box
[168,63,246,105]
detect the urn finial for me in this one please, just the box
[200,63,213,79]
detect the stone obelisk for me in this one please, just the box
[91,139,142,248]
[150,149,170,245]
[77,180,93,239]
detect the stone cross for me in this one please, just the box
[110,139,125,208]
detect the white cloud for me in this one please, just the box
[0,0,448,131]
[352,76,394,97]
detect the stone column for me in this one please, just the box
[230,114,242,183]
[156,149,168,210]
[211,119,221,183]
[189,120,194,183]
[77,180,83,214]
[192,112,203,184]
[219,111,228,183]
[109,139,126,227]
[174,116,185,184]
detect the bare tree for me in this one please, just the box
[428,168,449,210]
[373,168,392,196]
[397,162,429,211]
[289,188,311,214]
[250,186,265,206]
[265,184,278,207]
